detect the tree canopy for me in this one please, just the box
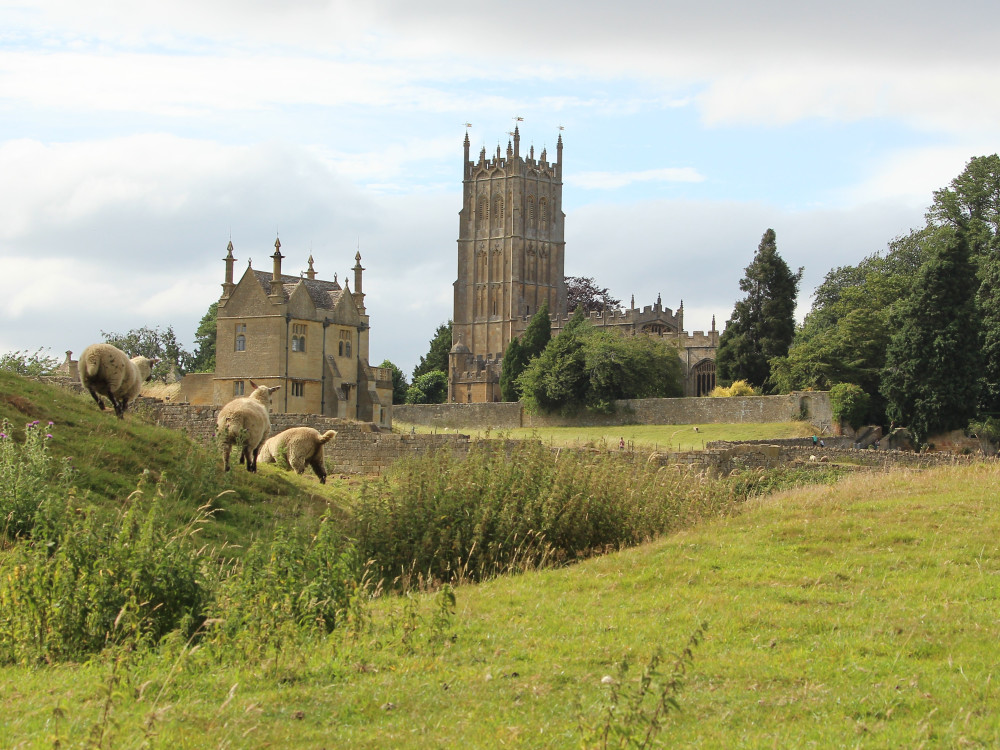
[102,325,190,381]
[405,370,448,404]
[768,228,933,419]
[715,229,802,390]
[565,276,621,314]
[188,302,218,373]
[518,309,683,415]
[500,302,551,401]
[413,321,452,380]
[880,228,983,443]
[378,359,409,405]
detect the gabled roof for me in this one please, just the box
[252,271,344,310]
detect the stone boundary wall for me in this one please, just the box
[142,401,470,475]
[394,401,523,429]
[396,392,834,431]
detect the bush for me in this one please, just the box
[405,370,449,404]
[0,348,59,376]
[830,383,871,430]
[0,482,209,664]
[204,514,361,663]
[709,380,757,397]
[351,441,735,588]
[0,418,73,541]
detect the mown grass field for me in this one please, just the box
[2,465,998,748]
[396,419,820,452]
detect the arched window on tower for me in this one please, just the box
[540,197,549,227]
[494,196,504,228]
[478,195,489,225]
[527,195,536,227]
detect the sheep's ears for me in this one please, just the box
[268,386,281,393]
[249,379,258,390]
[149,357,161,365]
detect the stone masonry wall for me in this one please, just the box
[143,401,469,475]
[396,392,834,432]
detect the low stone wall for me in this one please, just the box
[394,401,523,429]
[396,392,834,432]
[142,401,470,475]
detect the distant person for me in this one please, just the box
[812,435,818,447]
[619,437,625,451]
[819,439,825,448]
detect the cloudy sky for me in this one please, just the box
[2,0,999,376]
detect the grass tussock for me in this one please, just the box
[353,441,740,587]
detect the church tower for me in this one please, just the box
[449,127,566,402]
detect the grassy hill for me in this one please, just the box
[1,372,997,747]
[0,370,348,551]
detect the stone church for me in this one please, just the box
[448,128,719,403]
[181,239,393,426]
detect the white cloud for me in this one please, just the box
[568,167,705,190]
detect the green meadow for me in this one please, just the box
[396,419,819,452]
[1,372,997,748]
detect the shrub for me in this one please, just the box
[830,383,871,430]
[0,482,209,664]
[205,514,360,660]
[0,418,73,541]
[0,348,59,376]
[351,441,735,588]
[709,380,756,397]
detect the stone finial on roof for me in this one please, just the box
[306,254,316,280]
[271,237,283,282]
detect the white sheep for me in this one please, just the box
[79,343,158,419]
[216,381,280,473]
[257,427,338,483]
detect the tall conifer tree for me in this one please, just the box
[716,229,802,389]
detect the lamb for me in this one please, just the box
[216,381,281,473]
[257,427,337,483]
[79,343,158,419]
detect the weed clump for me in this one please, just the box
[351,441,735,588]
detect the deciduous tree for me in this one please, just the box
[102,325,190,381]
[565,276,621,314]
[405,370,448,404]
[379,359,409,404]
[188,302,218,373]
[880,229,982,443]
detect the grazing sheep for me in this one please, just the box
[79,343,158,419]
[216,381,280,473]
[257,427,337,483]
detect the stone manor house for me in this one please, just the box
[180,240,393,426]
[449,127,719,403]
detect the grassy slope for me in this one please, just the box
[3,464,998,748]
[0,371,347,551]
[397,420,819,451]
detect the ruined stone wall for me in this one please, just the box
[396,392,834,432]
